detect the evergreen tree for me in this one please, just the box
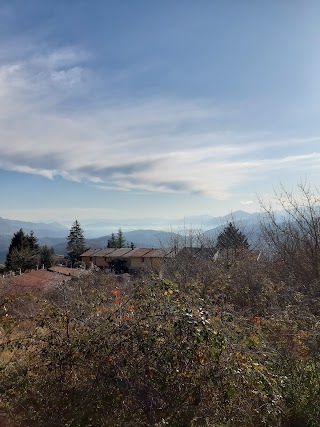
[107,233,117,248]
[107,228,127,248]
[116,227,126,248]
[28,230,39,251]
[8,247,36,272]
[67,220,86,265]
[6,228,39,272]
[216,222,249,251]
[39,245,55,268]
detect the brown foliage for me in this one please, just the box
[2,184,320,426]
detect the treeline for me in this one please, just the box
[107,227,135,249]
[3,221,134,273]
[1,183,320,426]
[3,220,87,272]
[5,228,55,272]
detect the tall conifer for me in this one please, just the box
[67,220,86,265]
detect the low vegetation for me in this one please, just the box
[1,184,320,426]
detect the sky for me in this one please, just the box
[1,0,320,223]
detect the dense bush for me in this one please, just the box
[0,265,320,426]
[2,183,320,426]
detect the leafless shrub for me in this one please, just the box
[260,182,320,295]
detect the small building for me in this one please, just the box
[93,248,128,269]
[121,248,154,270]
[142,248,175,270]
[81,248,104,267]
[106,247,132,260]
[54,254,68,266]
[81,247,175,272]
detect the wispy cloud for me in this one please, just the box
[0,43,319,201]
[51,66,83,86]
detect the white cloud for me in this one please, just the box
[241,200,254,205]
[0,44,320,201]
[32,46,89,69]
[50,66,83,86]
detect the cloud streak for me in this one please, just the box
[0,44,320,200]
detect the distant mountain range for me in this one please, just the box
[80,210,263,237]
[0,217,69,238]
[0,210,272,263]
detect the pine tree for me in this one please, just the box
[107,228,127,248]
[39,245,55,268]
[67,220,86,265]
[107,233,117,248]
[116,227,126,248]
[6,228,39,272]
[28,230,39,251]
[216,222,249,251]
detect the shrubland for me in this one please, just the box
[1,184,320,426]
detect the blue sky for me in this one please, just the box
[1,0,320,222]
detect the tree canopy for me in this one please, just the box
[67,220,86,266]
[39,245,55,269]
[6,228,39,272]
[107,228,134,249]
[216,222,249,251]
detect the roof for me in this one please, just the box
[143,248,174,258]
[92,248,117,257]
[177,247,217,258]
[81,247,175,259]
[121,248,153,258]
[81,248,103,257]
[107,248,132,257]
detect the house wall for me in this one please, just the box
[128,257,145,269]
[94,257,109,268]
[82,250,170,271]
[82,256,92,267]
